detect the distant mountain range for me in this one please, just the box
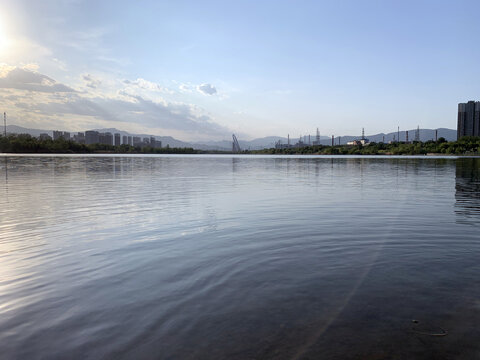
[5,125,457,150]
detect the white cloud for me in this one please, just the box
[197,83,217,95]
[21,63,40,72]
[82,73,101,89]
[123,78,173,94]
[0,65,231,140]
[0,66,75,93]
[178,83,194,93]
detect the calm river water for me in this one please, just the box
[0,155,479,359]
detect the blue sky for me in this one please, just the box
[0,0,479,141]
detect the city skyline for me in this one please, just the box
[4,121,458,150]
[1,1,480,141]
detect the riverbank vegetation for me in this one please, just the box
[0,134,198,154]
[251,137,480,156]
[1,133,480,155]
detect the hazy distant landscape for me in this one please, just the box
[5,124,458,151]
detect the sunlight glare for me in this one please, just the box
[0,15,10,53]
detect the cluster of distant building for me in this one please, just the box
[38,130,162,148]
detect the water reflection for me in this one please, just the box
[3,156,6,178]
[455,158,480,225]
[1,155,479,359]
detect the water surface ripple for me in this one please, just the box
[0,155,479,359]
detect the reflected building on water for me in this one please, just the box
[455,158,480,224]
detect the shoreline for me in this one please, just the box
[1,134,480,156]
[1,152,479,159]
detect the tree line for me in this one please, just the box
[0,134,198,154]
[251,137,480,155]
[1,133,480,155]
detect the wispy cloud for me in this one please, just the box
[123,78,174,94]
[82,73,101,89]
[178,82,220,96]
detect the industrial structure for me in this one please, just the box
[275,128,326,149]
[347,128,369,146]
[313,128,321,145]
[415,126,420,142]
[232,134,241,152]
[457,101,480,139]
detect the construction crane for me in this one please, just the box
[232,134,241,152]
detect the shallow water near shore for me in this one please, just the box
[0,155,479,359]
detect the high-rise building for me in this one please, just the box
[128,136,133,146]
[458,101,480,139]
[122,135,127,145]
[104,132,113,145]
[133,136,141,147]
[114,133,121,146]
[53,130,71,140]
[85,130,99,144]
[53,130,63,140]
[73,132,85,144]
